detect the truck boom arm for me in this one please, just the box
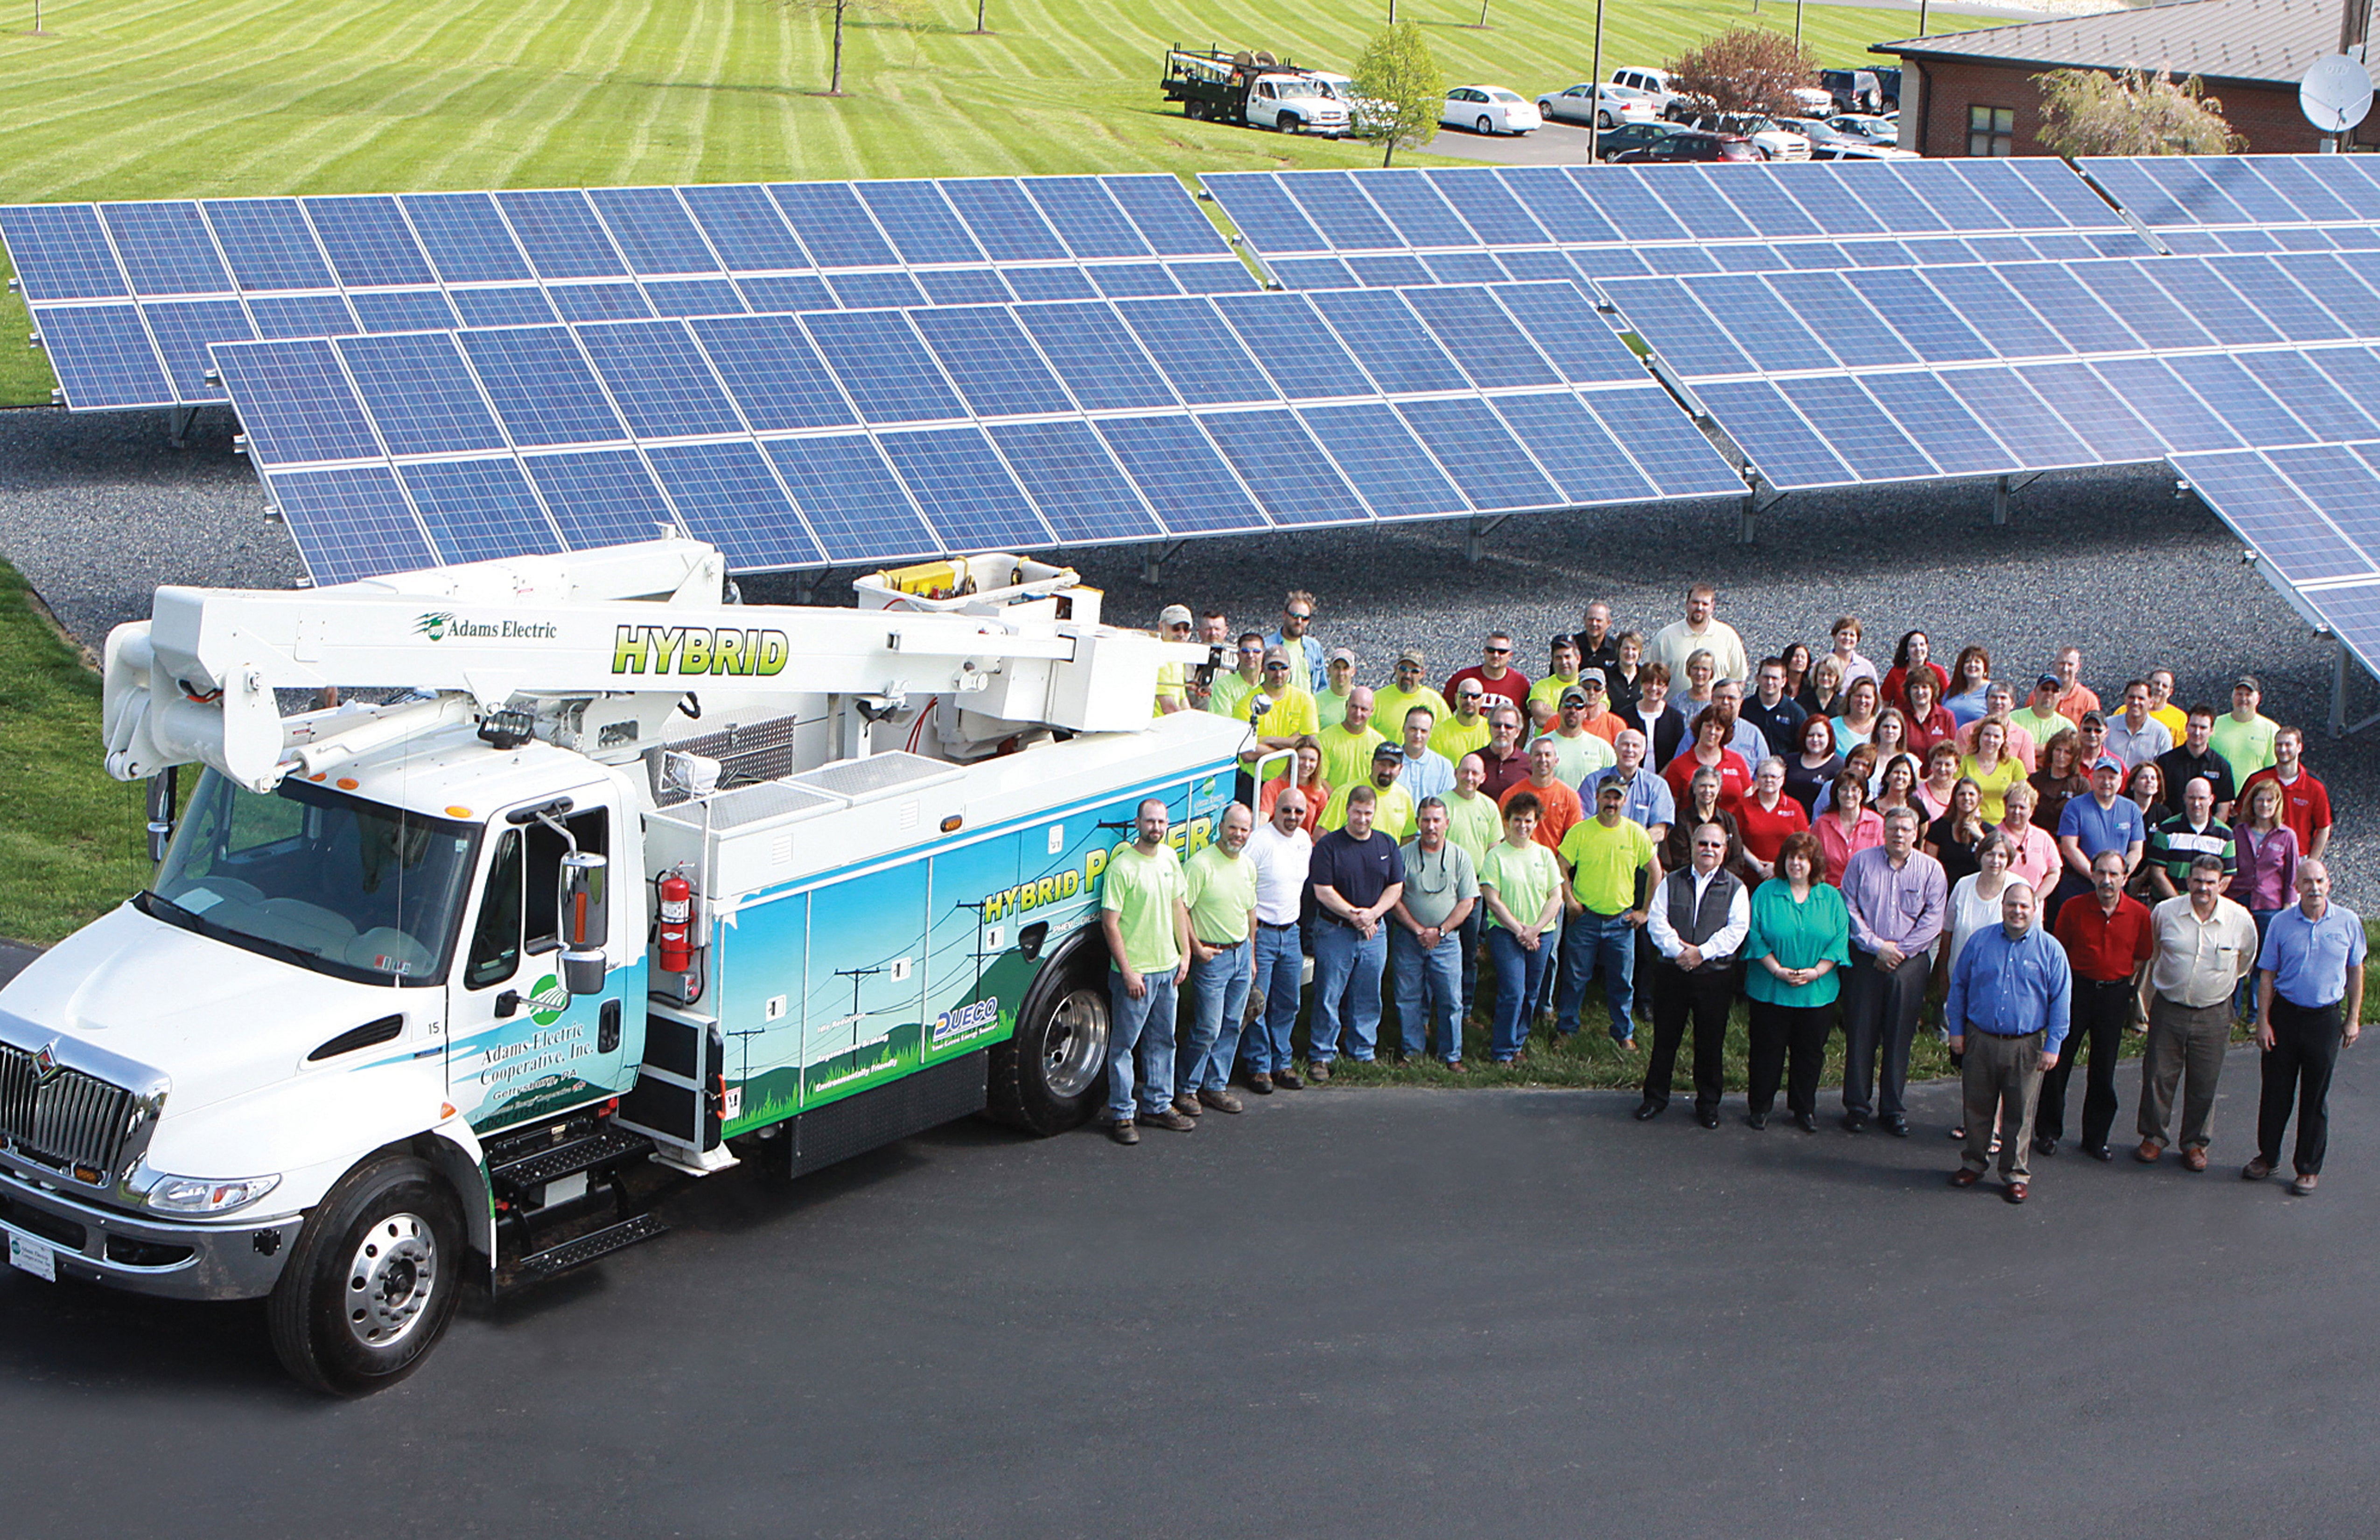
[103,539,1206,792]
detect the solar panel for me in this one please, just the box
[1115,297,1272,405]
[251,293,360,340]
[771,182,897,269]
[1939,367,2098,471]
[1355,170,1475,250]
[303,195,435,288]
[1842,269,1993,363]
[1086,263,1182,299]
[908,304,1075,417]
[1096,415,1270,535]
[1859,370,2018,476]
[2237,350,2380,442]
[520,448,683,549]
[205,199,336,292]
[2088,357,2242,454]
[2247,157,2363,223]
[1262,255,1354,290]
[1709,167,1823,240]
[735,274,835,314]
[2264,444,2380,566]
[1000,265,1100,303]
[1649,168,1759,243]
[1772,165,1886,238]
[401,193,533,285]
[1022,178,1148,259]
[1919,265,2068,360]
[799,310,965,424]
[2186,159,2300,225]
[2176,449,2376,585]
[1691,275,1831,373]
[0,203,128,300]
[1694,380,1855,488]
[268,465,438,585]
[1485,391,1658,506]
[102,202,230,296]
[1489,281,1645,384]
[645,439,824,568]
[2206,254,2350,342]
[1200,174,1329,255]
[1420,250,1507,286]
[856,181,985,267]
[1211,291,1366,399]
[1286,172,1403,252]
[940,179,1069,264]
[1422,169,1547,245]
[1306,288,1472,395]
[1199,409,1371,525]
[456,326,624,447]
[1011,300,1176,411]
[2162,353,2313,447]
[142,299,251,399]
[1397,396,1567,512]
[645,277,749,317]
[1596,278,1753,379]
[452,285,561,328]
[347,289,457,334]
[985,419,1165,544]
[878,426,1055,550]
[1775,376,1937,481]
[761,433,940,563]
[576,320,748,439]
[1991,263,2140,355]
[2015,361,2166,464]
[37,305,172,408]
[209,337,380,463]
[588,187,721,276]
[1296,402,1470,519]
[683,313,856,432]
[1400,286,1561,387]
[1764,270,1914,368]
[2139,258,2281,347]
[1945,160,2067,232]
[497,189,629,280]
[548,282,653,322]
[681,184,812,272]
[336,331,507,456]
[1169,259,1260,294]
[826,271,928,310]
[1502,168,1622,244]
[401,457,566,564]
[1103,175,1233,258]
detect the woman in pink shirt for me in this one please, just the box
[1815,769,1885,886]
[1993,780,2061,898]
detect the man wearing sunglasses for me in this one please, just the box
[1263,591,1327,692]
[1444,631,1532,716]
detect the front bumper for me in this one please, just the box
[0,1164,300,1300]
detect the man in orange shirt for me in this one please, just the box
[1501,735,1584,851]
[2051,645,2101,723]
[1576,668,1625,746]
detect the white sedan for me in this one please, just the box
[1536,82,1656,130]
[1442,85,1542,135]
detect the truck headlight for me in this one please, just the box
[145,1174,281,1214]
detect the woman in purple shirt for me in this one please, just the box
[2231,778,2301,1017]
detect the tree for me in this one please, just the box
[2034,66,2245,156]
[787,0,925,95]
[1349,21,1443,168]
[1663,26,1819,118]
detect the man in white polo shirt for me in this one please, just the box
[1242,786,1315,1094]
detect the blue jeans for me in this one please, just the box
[1247,922,1304,1075]
[1486,926,1551,1061]
[1555,908,1639,1041]
[1179,939,1254,1094]
[1529,914,1562,1017]
[1310,920,1386,1063]
[1390,924,1466,1062]
[1458,907,1482,1018]
[1106,969,1177,1122]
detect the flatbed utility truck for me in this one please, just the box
[0,539,1240,1394]
[1162,47,1352,135]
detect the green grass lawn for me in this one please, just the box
[0,0,1984,942]
[0,0,1989,405]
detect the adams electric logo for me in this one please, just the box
[414,611,561,642]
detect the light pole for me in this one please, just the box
[1586,0,1605,163]
[1795,0,1805,49]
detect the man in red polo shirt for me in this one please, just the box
[2238,725,2332,860]
[1445,631,1532,716]
[1475,702,1533,801]
[2044,848,2154,1161]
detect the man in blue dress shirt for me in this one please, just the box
[1947,880,2072,1204]
[2247,860,2366,1194]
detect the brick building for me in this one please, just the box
[1874,0,2378,156]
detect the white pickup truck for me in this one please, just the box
[1163,48,1352,136]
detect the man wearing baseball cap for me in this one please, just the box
[1153,603,1195,715]
[2013,673,2078,750]
[1320,740,1418,842]
[1573,666,1626,747]
[1317,646,1361,732]
[2053,753,2147,927]
[2210,675,2280,780]
[1376,648,1450,736]
[1541,683,1620,787]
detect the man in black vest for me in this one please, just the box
[1637,822,1750,1127]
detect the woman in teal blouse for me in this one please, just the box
[1743,829,1852,1132]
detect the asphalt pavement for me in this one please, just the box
[5,1045,2378,1539]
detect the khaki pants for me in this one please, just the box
[2139,995,2232,1152]
[1961,1027,2046,1180]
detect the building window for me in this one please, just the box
[1967,105,2015,156]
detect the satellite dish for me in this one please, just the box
[2300,53,2374,134]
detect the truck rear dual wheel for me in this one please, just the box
[986,939,1110,1136]
[267,1154,464,1396]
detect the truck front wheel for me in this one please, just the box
[267,1155,464,1396]
[986,942,1110,1136]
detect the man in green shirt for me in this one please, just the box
[1376,648,1451,735]
[2013,672,2077,749]
[1526,636,1588,734]
[1316,687,1386,793]
[1100,799,1192,1144]
[1317,648,1359,731]
[2209,675,2279,779]
[1321,743,1418,839]
[1541,686,1620,788]
[1178,802,1259,1116]
[1207,633,1264,722]
[1443,752,1505,1021]
[1554,780,1661,1047]
[1429,680,1493,764]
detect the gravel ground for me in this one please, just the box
[0,403,2371,894]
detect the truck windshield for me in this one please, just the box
[142,771,479,987]
[1275,81,1321,98]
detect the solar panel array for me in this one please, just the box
[0,176,1257,410]
[1596,250,2380,489]
[204,281,1746,585]
[2173,443,2380,682]
[1198,159,2158,291]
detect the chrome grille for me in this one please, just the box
[0,1043,139,1178]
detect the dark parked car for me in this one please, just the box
[1612,129,1759,164]
[1591,120,1679,161]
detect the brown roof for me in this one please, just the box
[1873,0,2373,89]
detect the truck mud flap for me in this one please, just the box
[778,1050,987,1180]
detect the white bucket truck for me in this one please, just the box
[0,539,1241,1393]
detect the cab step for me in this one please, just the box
[488,1125,653,1192]
[507,1212,668,1287]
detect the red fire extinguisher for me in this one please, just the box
[657,872,693,974]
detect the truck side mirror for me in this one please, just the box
[558,850,609,996]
